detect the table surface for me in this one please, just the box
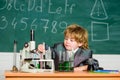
[5,70,120,78]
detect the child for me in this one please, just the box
[38,24,92,71]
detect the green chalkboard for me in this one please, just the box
[0,0,120,54]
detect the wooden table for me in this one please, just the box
[5,70,120,80]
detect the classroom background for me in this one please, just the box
[0,0,120,80]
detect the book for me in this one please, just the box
[92,70,119,73]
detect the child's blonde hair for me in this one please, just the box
[64,24,89,49]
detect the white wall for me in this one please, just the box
[93,54,120,70]
[0,52,120,80]
[0,52,20,80]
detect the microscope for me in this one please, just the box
[20,30,54,73]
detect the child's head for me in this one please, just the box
[64,24,89,50]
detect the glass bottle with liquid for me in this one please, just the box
[63,51,74,72]
[58,51,64,71]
